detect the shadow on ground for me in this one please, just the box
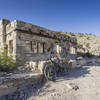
[56,67,90,82]
[0,56,100,100]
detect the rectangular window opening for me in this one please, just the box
[30,41,45,54]
[9,40,13,54]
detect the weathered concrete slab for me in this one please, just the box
[0,72,43,97]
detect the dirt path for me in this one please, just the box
[34,66,100,100]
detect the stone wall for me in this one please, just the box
[0,19,10,51]
[6,31,17,59]
[16,31,59,63]
[6,20,77,44]
[0,73,43,97]
[15,30,74,71]
[0,19,77,72]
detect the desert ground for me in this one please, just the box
[1,60,100,100]
[34,65,100,100]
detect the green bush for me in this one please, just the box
[77,33,85,37]
[86,43,90,48]
[69,32,75,36]
[0,49,17,72]
[77,44,82,48]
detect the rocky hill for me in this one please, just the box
[67,33,100,56]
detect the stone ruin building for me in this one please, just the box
[0,19,77,73]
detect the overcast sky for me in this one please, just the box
[0,0,100,36]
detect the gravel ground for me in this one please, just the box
[32,65,100,100]
[1,65,100,100]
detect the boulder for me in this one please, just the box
[78,59,86,66]
[76,57,87,67]
[96,59,100,65]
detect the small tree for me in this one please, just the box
[0,49,17,72]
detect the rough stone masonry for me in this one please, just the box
[0,19,77,73]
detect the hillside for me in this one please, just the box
[68,33,100,56]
